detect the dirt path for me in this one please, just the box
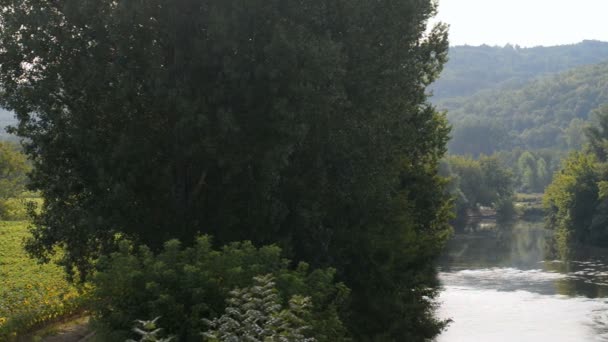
[20,316,94,342]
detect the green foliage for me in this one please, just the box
[545,106,608,256]
[448,119,512,156]
[444,155,515,217]
[432,40,608,100]
[544,153,600,257]
[127,317,174,342]
[564,118,587,150]
[0,221,84,340]
[585,105,608,162]
[536,158,550,190]
[0,143,28,200]
[203,274,315,342]
[91,237,348,342]
[493,148,563,193]
[0,143,29,220]
[443,61,608,154]
[0,0,452,339]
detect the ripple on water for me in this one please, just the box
[437,287,608,342]
[439,268,569,294]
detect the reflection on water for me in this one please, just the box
[437,220,608,341]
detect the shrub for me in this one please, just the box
[127,317,174,342]
[203,274,315,342]
[91,237,349,341]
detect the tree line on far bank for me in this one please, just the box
[440,147,562,224]
[544,105,608,258]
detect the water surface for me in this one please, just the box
[437,220,608,341]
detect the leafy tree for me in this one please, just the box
[585,105,608,162]
[517,151,537,192]
[544,106,608,256]
[564,118,587,150]
[448,119,512,156]
[536,158,550,191]
[493,149,562,193]
[479,155,514,204]
[444,155,514,219]
[544,153,600,257]
[0,0,451,339]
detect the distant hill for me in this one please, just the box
[0,109,17,141]
[441,61,608,155]
[431,40,608,101]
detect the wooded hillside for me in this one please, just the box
[432,40,608,100]
[438,58,608,155]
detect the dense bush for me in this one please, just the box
[203,274,315,342]
[91,237,349,342]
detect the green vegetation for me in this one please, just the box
[493,149,563,193]
[442,155,515,221]
[203,274,316,342]
[0,1,453,339]
[432,40,608,100]
[544,106,608,257]
[91,237,347,341]
[430,44,607,202]
[0,142,29,219]
[0,221,84,340]
[444,61,608,154]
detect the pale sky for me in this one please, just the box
[432,0,608,47]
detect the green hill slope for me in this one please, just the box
[441,61,608,155]
[0,109,17,141]
[432,40,608,101]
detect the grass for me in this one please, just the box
[0,221,85,340]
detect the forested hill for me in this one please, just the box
[0,109,16,141]
[444,61,608,155]
[432,40,608,100]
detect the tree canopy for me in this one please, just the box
[0,0,451,340]
[431,40,608,100]
[544,106,608,257]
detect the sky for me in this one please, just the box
[432,0,608,47]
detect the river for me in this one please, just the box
[437,220,608,341]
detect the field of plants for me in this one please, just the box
[0,221,84,340]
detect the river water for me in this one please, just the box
[437,220,608,341]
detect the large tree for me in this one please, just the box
[0,0,450,339]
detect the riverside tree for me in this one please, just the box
[0,0,451,339]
